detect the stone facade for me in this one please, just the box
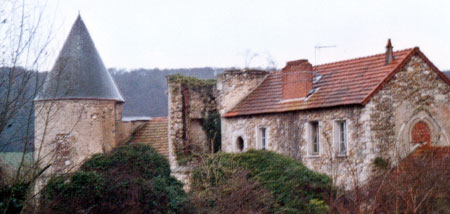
[167,76,217,185]
[34,99,121,189]
[216,70,268,114]
[220,54,450,188]
[365,55,450,162]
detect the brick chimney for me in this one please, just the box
[281,59,313,100]
[385,39,394,65]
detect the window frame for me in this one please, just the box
[257,126,268,150]
[308,121,320,157]
[334,120,348,157]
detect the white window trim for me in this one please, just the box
[333,120,348,157]
[256,126,269,150]
[307,121,321,157]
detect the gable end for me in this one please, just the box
[362,48,450,105]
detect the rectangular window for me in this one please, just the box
[310,121,319,155]
[337,121,347,156]
[259,127,267,150]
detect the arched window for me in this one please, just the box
[411,121,431,145]
[236,137,244,152]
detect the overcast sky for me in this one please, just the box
[41,0,450,70]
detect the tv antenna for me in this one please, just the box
[314,45,336,65]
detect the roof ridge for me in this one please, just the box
[313,47,415,68]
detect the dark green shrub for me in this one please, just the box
[40,144,192,214]
[202,110,221,153]
[191,150,331,213]
[0,182,29,214]
[373,157,389,169]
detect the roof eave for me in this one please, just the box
[34,97,124,103]
[223,103,363,118]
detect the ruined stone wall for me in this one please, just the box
[34,99,119,189]
[221,54,450,188]
[167,76,217,185]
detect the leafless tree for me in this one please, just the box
[0,0,55,213]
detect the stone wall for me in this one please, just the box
[116,120,147,145]
[167,75,217,186]
[365,55,450,164]
[221,54,450,189]
[166,70,268,186]
[221,106,366,187]
[34,99,120,189]
[216,69,268,114]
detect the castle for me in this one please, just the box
[34,16,450,188]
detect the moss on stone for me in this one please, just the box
[167,74,216,87]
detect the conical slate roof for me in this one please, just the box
[36,15,124,102]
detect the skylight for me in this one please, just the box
[313,75,323,84]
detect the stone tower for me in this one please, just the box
[34,16,124,185]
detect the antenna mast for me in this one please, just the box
[314,45,336,65]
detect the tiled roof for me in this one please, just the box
[130,117,168,158]
[36,15,124,102]
[224,48,450,117]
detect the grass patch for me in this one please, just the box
[0,152,33,169]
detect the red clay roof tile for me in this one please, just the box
[224,48,450,117]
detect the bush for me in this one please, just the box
[190,150,331,214]
[0,182,29,214]
[0,159,30,214]
[40,144,192,214]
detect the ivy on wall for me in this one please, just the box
[167,74,220,166]
[202,110,221,153]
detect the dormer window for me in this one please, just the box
[306,88,319,99]
[313,74,322,84]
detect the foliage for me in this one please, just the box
[373,156,389,169]
[202,110,221,153]
[334,147,450,213]
[190,169,274,214]
[40,144,192,214]
[0,182,29,214]
[367,148,450,213]
[167,74,216,87]
[191,150,331,213]
[307,199,329,214]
